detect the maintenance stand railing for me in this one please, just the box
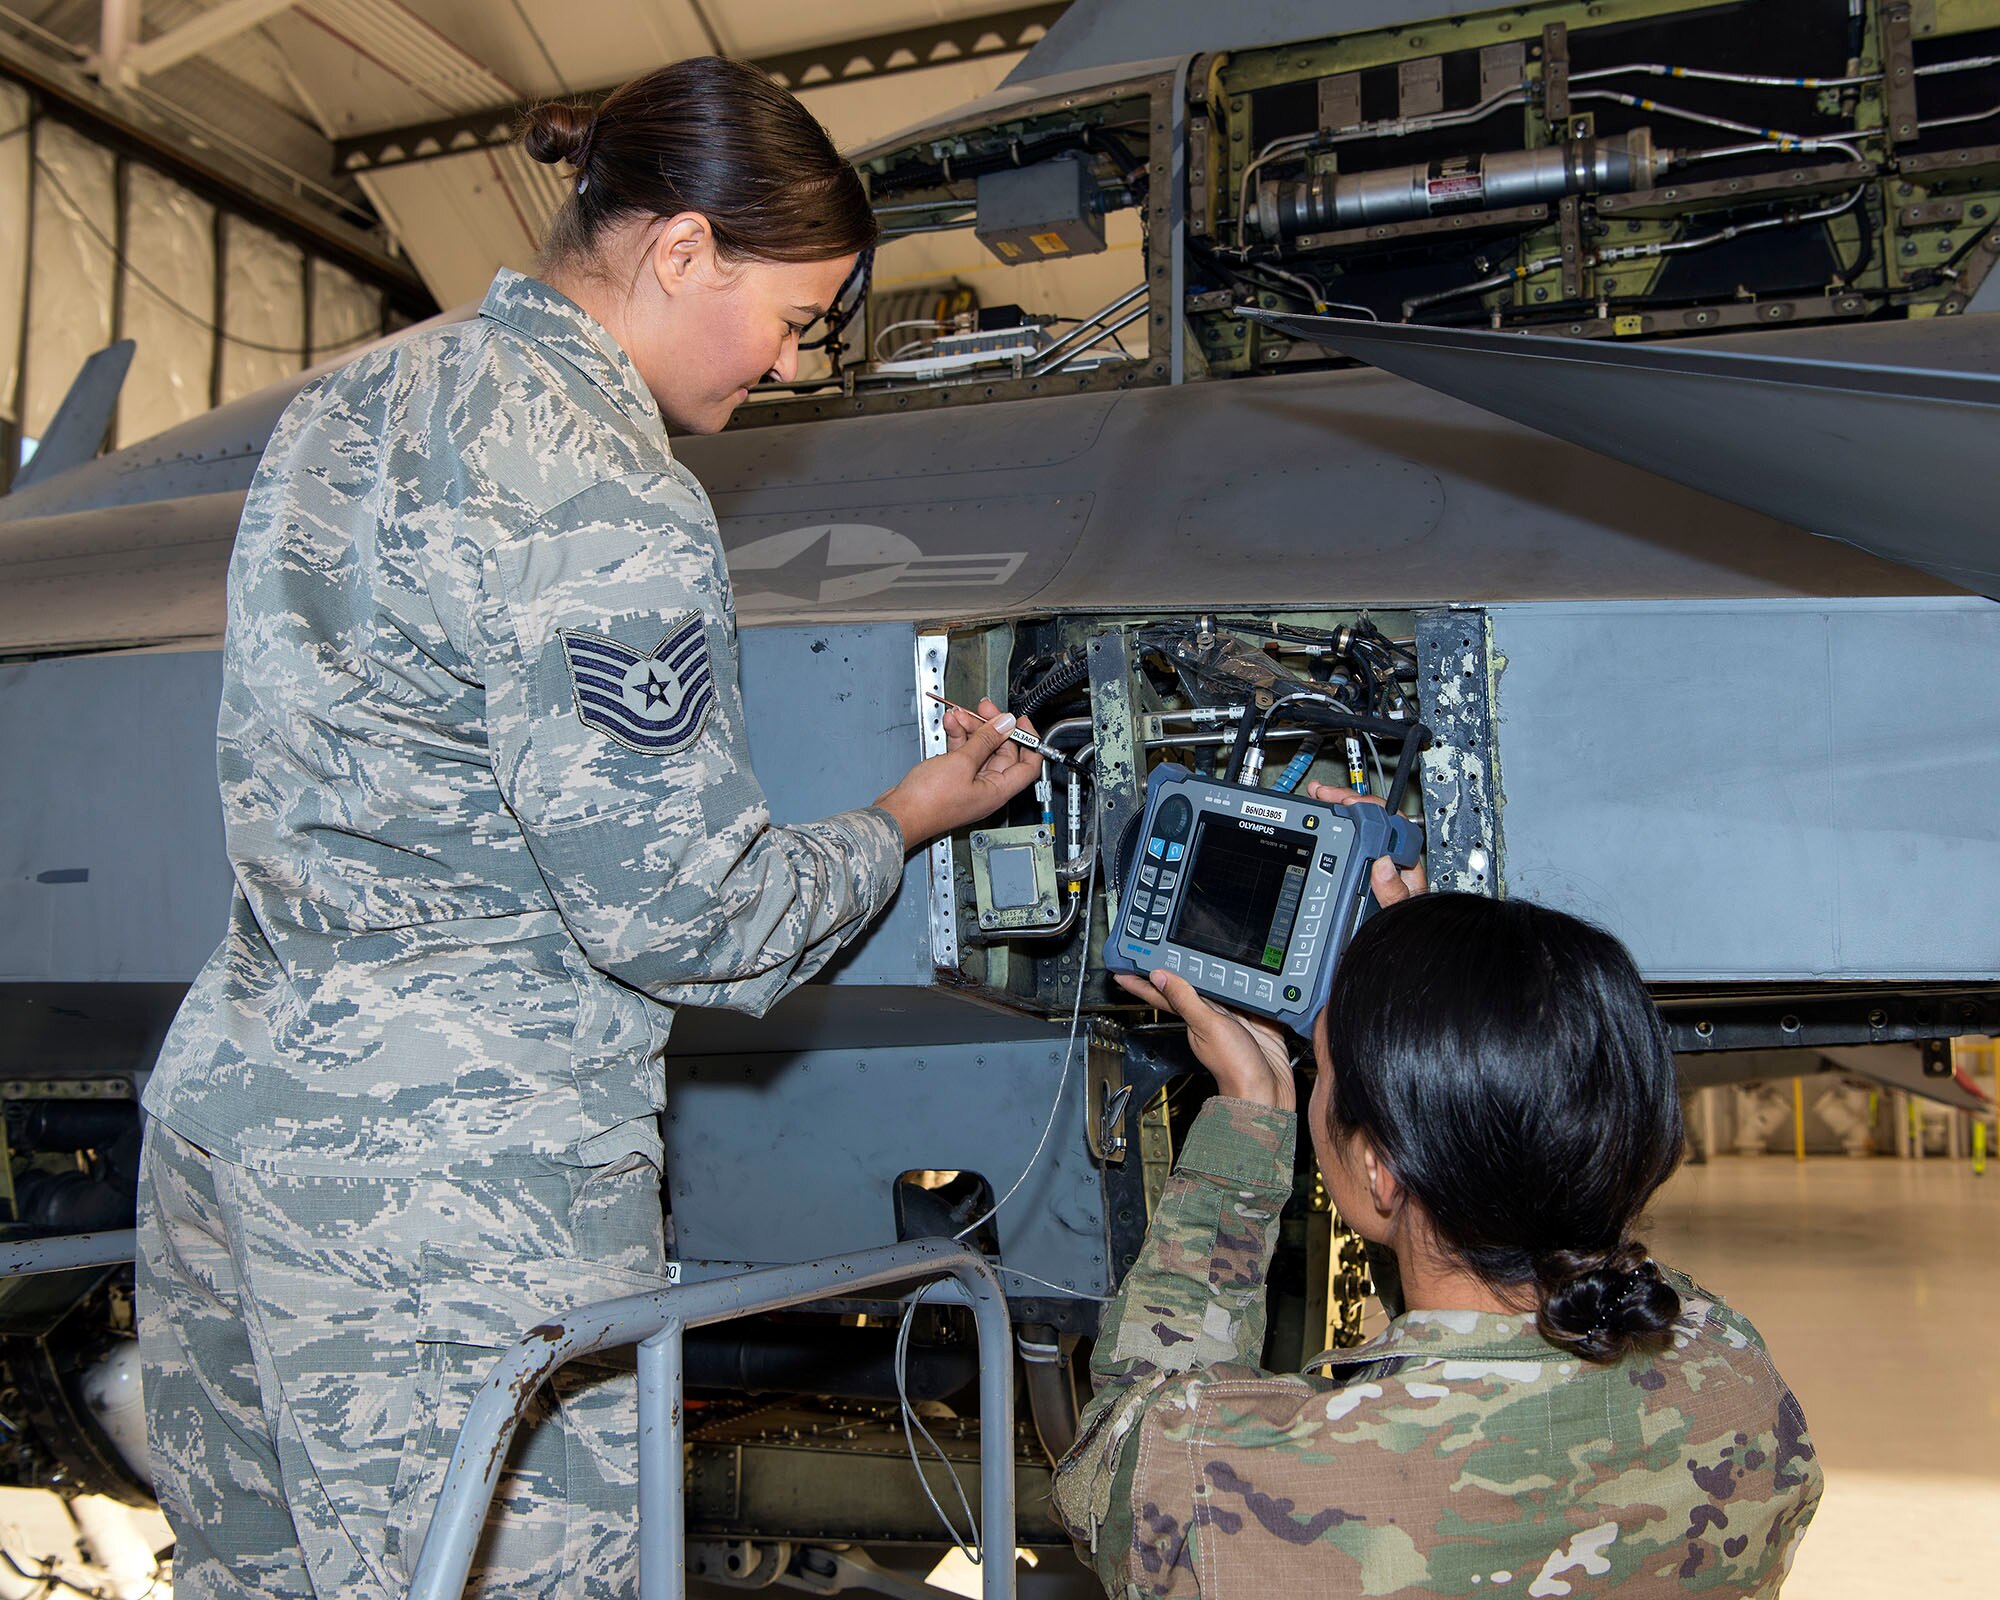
[404,1237,1018,1600]
[0,1230,138,1277]
[0,1231,1015,1600]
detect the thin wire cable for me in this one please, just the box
[0,5,374,222]
[33,157,371,356]
[954,853,1098,1244]
[1003,1266,1117,1303]
[1597,183,1866,264]
[505,0,570,92]
[872,318,954,360]
[895,1281,982,1560]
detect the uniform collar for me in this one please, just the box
[1309,1307,1568,1372]
[478,268,664,436]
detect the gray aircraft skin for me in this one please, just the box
[0,0,1997,1569]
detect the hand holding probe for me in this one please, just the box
[922,690,1076,768]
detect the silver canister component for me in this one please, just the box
[1264,129,1661,240]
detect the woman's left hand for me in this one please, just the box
[1113,971,1296,1110]
[1303,781,1428,905]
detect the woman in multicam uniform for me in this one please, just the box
[136,59,1042,1600]
[1055,853,1822,1597]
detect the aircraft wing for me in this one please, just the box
[1240,309,2000,599]
[1678,1043,1991,1114]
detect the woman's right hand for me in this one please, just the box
[874,698,1044,850]
[1113,971,1297,1110]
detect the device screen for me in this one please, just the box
[1170,815,1314,971]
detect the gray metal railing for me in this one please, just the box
[0,1229,137,1277]
[404,1238,1017,1600]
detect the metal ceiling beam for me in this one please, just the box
[95,0,301,87]
[0,27,429,308]
[331,2,1070,174]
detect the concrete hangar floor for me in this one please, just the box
[1647,1137,2000,1595]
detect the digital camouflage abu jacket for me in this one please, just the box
[144,270,904,1177]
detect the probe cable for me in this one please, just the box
[897,854,1107,1552]
[952,852,1098,1245]
[895,1280,983,1562]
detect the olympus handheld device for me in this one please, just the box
[1101,764,1424,1029]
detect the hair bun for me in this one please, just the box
[522,101,597,168]
[1534,1242,1681,1363]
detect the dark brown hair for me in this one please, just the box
[521,56,876,268]
[1320,893,1685,1363]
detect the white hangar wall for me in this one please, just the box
[0,92,385,469]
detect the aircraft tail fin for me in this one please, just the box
[11,340,136,493]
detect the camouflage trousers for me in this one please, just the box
[136,1120,673,1600]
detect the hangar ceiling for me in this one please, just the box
[0,2,1077,304]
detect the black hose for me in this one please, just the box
[1384,722,1434,814]
[1016,648,1090,721]
[1837,191,1875,288]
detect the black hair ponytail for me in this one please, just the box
[1534,1242,1682,1363]
[522,57,877,269]
[1321,894,1685,1364]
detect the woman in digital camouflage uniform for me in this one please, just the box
[136,58,1042,1600]
[1058,870,1821,1596]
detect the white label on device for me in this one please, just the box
[1240,801,1287,822]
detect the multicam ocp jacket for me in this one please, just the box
[1052,1098,1822,1597]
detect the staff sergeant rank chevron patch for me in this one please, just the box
[560,614,716,755]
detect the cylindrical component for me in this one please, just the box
[10,1100,137,1151]
[12,1169,132,1231]
[77,1339,153,1488]
[1019,1328,1078,1466]
[68,1492,158,1600]
[1260,129,1660,240]
[681,1325,976,1402]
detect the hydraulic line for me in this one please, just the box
[1595,184,1866,266]
[1406,185,1866,320]
[1270,734,1324,794]
[1921,99,2000,133]
[1403,253,1563,320]
[1571,62,1881,90]
[1567,90,1815,147]
[1672,137,1871,168]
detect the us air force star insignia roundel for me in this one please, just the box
[560,614,716,755]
